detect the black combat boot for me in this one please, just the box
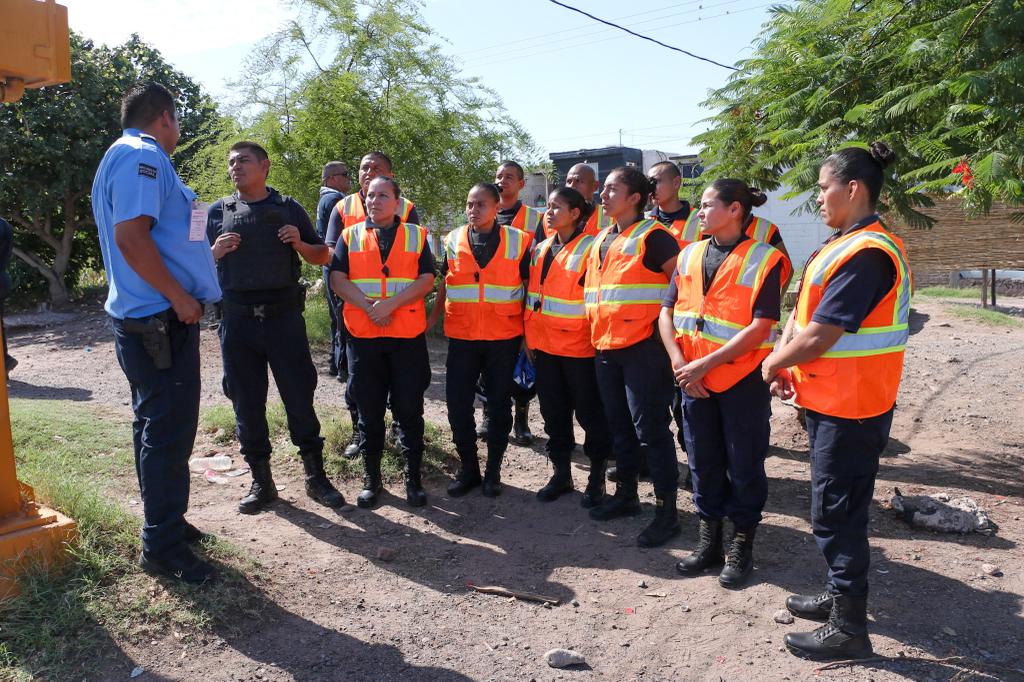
[784,594,873,661]
[482,449,504,497]
[343,410,361,459]
[581,458,607,509]
[536,451,573,502]
[239,460,279,514]
[786,591,834,622]
[719,524,757,588]
[675,518,724,575]
[405,450,427,507]
[447,451,482,497]
[589,475,641,521]
[357,452,384,509]
[301,452,346,508]
[637,491,681,547]
[509,400,534,446]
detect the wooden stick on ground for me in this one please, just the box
[468,583,560,606]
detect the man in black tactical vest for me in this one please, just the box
[207,141,345,514]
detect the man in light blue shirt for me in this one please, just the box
[92,82,221,584]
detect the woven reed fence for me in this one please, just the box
[885,199,1024,270]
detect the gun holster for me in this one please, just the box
[122,314,173,370]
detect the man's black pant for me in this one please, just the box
[446,337,520,456]
[594,334,678,496]
[348,334,431,456]
[218,307,323,465]
[533,350,611,461]
[806,407,893,597]
[323,266,346,377]
[681,368,770,529]
[112,312,200,558]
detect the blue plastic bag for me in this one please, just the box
[513,350,536,391]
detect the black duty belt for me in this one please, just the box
[221,296,304,319]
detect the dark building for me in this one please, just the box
[549,146,644,202]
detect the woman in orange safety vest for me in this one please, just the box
[658,179,785,590]
[330,176,435,509]
[524,186,613,506]
[761,142,909,662]
[429,183,532,498]
[583,166,682,548]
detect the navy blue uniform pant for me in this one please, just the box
[681,368,770,529]
[446,337,520,457]
[112,313,199,558]
[218,308,323,465]
[348,334,431,457]
[533,349,611,461]
[323,266,346,377]
[594,334,678,496]
[806,407,893,597]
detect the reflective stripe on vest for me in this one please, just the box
[746,216,777,243]
[512,204,544,233]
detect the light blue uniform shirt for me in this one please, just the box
[91,128,221,319]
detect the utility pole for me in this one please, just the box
[619,129,623,147]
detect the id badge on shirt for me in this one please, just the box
[189,201,210,241]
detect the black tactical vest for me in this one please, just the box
[217,191,301,292]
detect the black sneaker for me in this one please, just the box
[140,547,217,584]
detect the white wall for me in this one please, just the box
[757,187,831,270]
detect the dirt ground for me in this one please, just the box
[7,296,1024,681]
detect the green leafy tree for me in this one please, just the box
[0,33,222,303]
[209,0,539,227]
[694,0,1024,225]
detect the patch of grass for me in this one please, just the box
[202,400,456,483]
[948,305,1022,327]
[2,400,265,681]
[304,290,333,348]
[915,286,978,299]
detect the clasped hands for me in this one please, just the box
[364,297,395,326]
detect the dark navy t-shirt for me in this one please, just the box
[808,214,897,333]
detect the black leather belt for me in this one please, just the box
[221,297,304,319]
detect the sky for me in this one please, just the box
[61,0,779,157]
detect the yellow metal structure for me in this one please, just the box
[0,0,71,103]
[1,0,76,598]
[0,330,78,600]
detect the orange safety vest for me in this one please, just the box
[672,238,784,392]
[337,193,415,228]
[651,207,701,248]
[746,215,793,284]
[443,224,531,341]
[341,222,428,339]
[525,232,596,358]
[791,221,912,419]
[584,219,673,351]
[508,203,545,234]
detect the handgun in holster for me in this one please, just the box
[122,315,173,370]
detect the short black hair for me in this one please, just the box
[362,151,394,171]
[498,161,525,180]
[368,175,401,198]
[649,160,681,179]
[229,141,269,161]
[822,142,897,207]
[470,182,501,203]
[120,82,176,130]
[708,179,767,217]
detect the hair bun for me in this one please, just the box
[869,141,896,169]
[749,188,768,207]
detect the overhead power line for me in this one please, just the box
[546,0,739,71]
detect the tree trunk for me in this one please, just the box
[11,246,70,305]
